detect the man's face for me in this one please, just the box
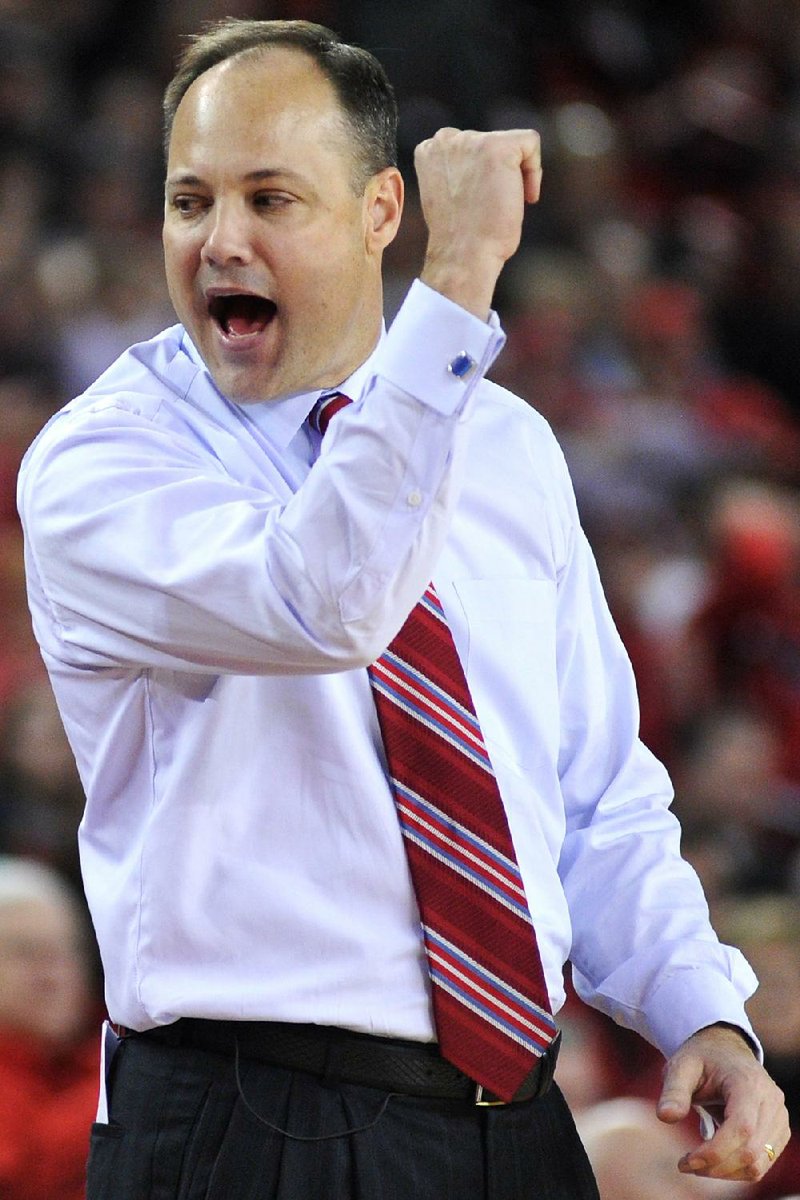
[163,49,401,403]
[0,899,89,1045]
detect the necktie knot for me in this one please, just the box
[309,392,352,437]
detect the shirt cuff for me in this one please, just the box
[644,963,762,1061]
[370,278,506,416]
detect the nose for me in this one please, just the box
[201,199,254,267]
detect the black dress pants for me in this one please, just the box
[86,1035,600,1199]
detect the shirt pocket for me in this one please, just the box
[451,577,559,773]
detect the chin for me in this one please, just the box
[209,365,277,406]
[221,383,266,404]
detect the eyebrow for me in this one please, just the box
[166,168,307,188]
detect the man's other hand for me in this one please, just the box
[657,1023,790,1182]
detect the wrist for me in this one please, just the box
[419,252,501,322]
[692,1022,759,1057]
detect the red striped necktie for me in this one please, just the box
[310,394,557,1101]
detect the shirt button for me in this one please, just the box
[407,489,423,508]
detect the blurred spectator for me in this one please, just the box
[673,707,800,896]
[347,0,529,170]
[680,818,755,908]
[44,232,174,395]
[690,479,800,785]
[555,996,627,1114]
[492,248,604,442]
[0,678,87,887]
[713,893,800,1199]
[0,856,99,1200]
[577,1096,750,1200]
[0,375,59,705]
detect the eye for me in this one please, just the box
[252,191,292,211]
[169,194,208,216]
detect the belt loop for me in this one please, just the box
[526,1031,561,1101]
[477,1031,562,1106]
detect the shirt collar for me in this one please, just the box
[182,327,386,451]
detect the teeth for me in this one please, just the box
[208,294,275,336]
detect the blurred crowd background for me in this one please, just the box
[0,0,799,1197]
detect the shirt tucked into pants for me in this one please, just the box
[87,1032,600,1200]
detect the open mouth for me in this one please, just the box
[208,294,277,338]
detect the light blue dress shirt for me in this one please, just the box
[18,280,757,1057]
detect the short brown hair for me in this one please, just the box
[163,18,398,188]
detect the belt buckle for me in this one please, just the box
[474,1083,507,1107]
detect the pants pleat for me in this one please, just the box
[86,1037,599,1200]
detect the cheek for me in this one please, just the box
[288,234,367,300]
[299,264,363,328]
[163,239,196,298]
[281,273,339,332]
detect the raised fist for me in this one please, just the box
[415,127,542,318]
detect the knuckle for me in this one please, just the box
[457,129,482,151]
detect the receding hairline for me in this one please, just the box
[167,48,370,193]
[170,46,382,192]
[173,48,353,137]
[177,41,335,101]
[162,19,398,187]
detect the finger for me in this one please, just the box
[678,1138,777,1183]
[680,1086,759,1175]
[522,161,542,205]
[678,1096,789,1181]
[656,1053,702,1124]
[511,130,541,204]
[679,1131,752,1179]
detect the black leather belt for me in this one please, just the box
[123,1019,560,1105]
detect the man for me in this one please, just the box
[17,18,788,1199]
[0,857,98,1200]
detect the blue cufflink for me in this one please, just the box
[447,351,477,379]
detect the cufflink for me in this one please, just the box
[447,351,477,380]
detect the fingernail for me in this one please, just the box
[682,1157,706,1173]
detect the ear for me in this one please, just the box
[364,167,404,253]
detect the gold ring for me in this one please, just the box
[764,1143,776,1162]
